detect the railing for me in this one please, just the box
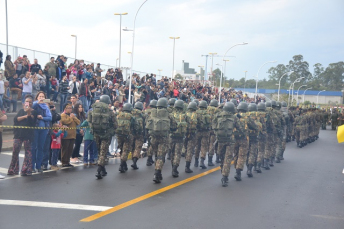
[0,43,149,79]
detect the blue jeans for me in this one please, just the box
[3,97,17,112]
[79,96,88,112]
[21,92,31,104]
[32,129,48,170]
[42,134,51,167]
[59,93,68,111]
[52,90,59,102]
[83,140,98,163]
[51,149,60,166]
[0,94,3,111]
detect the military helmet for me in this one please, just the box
[281,101,287,107]
[223,102,235,113]
[168,98,176,106]
[134,102,143,110]
[271,100,277,108]
[123,103,133,112]
[230,99,238,106]
[157,98,168,108]
[199,100,208,109]
[257,102,266,111]
[174,100,184,109]
[193,99,199,106]
[149,99,157,108]
[100,95,111,104]
[209,99,218,107]
[187,102,197,111]
[237,102,248,112]
[266,101,272,107]
[276,101,281,110]
[248,103,258,112]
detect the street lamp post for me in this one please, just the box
[114,13,128,69]
[169,37,180,80]
[128,0,149,104]
[198,65,204,83]
[158,69,162,78]
[288,77,304,106]
[243,71,247,95]
[296,85,307,105]
[317,90,326,106]
[303,87,312,103]
[116,58,119,68]
[216,63,223,103]
[255,60,277,101]
[277,71,294,101]
[71,35,77,60]
[223,60,230,85]
[219,42,248,103]
[291,77,305,103]
[209,52,217,84]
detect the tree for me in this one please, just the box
[267,64,288,88]
[286,55,312,85]
[175,73,183,80]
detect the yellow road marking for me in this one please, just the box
[80,166,221,222]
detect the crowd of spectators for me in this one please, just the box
[0,53,263,178]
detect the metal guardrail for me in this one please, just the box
[0,43,150,79]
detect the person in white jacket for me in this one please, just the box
[68,76,80,95]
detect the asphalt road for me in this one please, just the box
[0,128,343,229]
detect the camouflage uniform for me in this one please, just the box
[330,110,338,130]
[257,110,267,170]
[194,108,211,168]
[207,106,220,158]
[265,107,280,165]
[263,107,275,169]
[273,108,286,162]
[131,108,146,168]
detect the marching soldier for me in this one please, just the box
[256,102,268,173]
[131,102,146,170]
[145,100,157,166]
[207,99,220,165]
[184,102,199,173]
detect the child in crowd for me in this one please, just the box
[51,123,67,170]
[80,119,97,166]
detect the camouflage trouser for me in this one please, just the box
[272,133,278,158]
[265,133,274,159]
[218,142,234,177]
[331,120,337,130]
[208,133,217,156]
[132,135,144,159]
[257,136,266,164]
[276,134,283,159]
[233,136,249,170]
[151,136,168,171]
[167,136,172,156]
[295,126,301,143]
[171,138,184,166]
[195,131,210,159]
[300,126,307,141]
[117,135,133,161]
[186,133,196,162]
[182,137,188,156]
[247,138,258,166]
[95,135,111,166]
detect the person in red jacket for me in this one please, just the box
[51,123,67,170]
[173,87,179,98]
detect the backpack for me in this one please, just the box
[197,109,211,130]
[186,111,197,133]
[131,109,144,135]
[115,112,133,136]
[90,102,111,135]
[146,108,170,136]
[215,112,234,139]
[172,111,187,138]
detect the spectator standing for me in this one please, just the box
[95,63,103,85]
[22,72,33,104]
[79,78,90,112]
[3,80,16,112]
[43,65,51,99]
[80,118,97,165]
[0,109,6,179]
[50,75,59,102]
[59,75,69,111]
[0,75,4,113]
[45,57,57,80]
[68,76,80,95]
[31,92,52,172]
[50,123,66,170]
[30,59,42,74]
[7,95,36,176]
[36,69,46,92]
[9,74,22,100]
[71,104,85,163]
[60,103,80,167]
[4,55,15,80]
[14,57,24,76]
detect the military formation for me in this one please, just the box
[88,95,325,186]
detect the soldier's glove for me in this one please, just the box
[236,113,242,119]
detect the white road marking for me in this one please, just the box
[0,167,8,174]
[311,215,344,220]
[0,199,112,212]
[2,152,24,158]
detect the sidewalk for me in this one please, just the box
[1,132,15,152]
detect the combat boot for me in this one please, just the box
[101,166,107,176]
[146,156,154,166]
[253,162,258,171]
[269,157,274,167]
[297,142,302,148]
[172,165,179,178]
[185,162,193,173]
[131,157,139,170]
[153,170,161,183]
[263,159,270,170]
[200,158,207,169]
[194,158,199,167]
[124,161,128,171]
[215,154,221,163]
[167,151,171,160]
[208,156,214,166]
[280,152,285,160]
[256,163,262,173]
[119,160,126,173]
[275,157,281,163]
[221,176,229,187]
[234,169,242,181]
[247,164,253,178]
[95,165,103,179]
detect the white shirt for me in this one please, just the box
[68,81,80,94]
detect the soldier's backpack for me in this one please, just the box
[172,112,187,138]
[186,111,198,133]
[197,109,211,130]
[215,112,234,139]
[146,108,170,136]
[115,112,132,136]
[132,109,144,135]
[90,102,111,135]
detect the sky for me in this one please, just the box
[0,0,343,83]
